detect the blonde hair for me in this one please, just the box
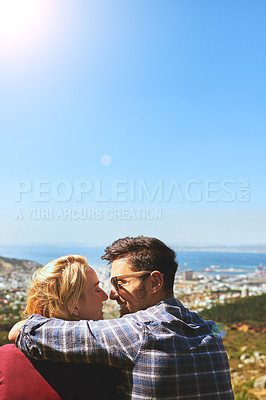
[23,255,89,320]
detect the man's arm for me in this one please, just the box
[15,314,142,367]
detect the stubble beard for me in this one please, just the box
[123,285,148,316]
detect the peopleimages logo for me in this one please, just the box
[14,179,251,203]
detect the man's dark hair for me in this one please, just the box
[102,236,178,293]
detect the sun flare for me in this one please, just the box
[0,0,60,60]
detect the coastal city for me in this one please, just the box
[1,255,266,322]
[173,265,266,312]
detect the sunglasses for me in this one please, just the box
[110,271,151,292]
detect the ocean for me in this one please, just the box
[0,244,265,275]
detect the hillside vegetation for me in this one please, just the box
[200,294,266,326]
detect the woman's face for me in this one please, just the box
[73,268,108,321]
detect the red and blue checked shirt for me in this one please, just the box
[16,298,234,400]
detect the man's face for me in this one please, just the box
[110,259,150,317]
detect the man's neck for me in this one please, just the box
[150,291,174,307]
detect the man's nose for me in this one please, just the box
[110,287,119,300]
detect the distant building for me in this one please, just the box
[183,270,194,281]
[241,285,249,298]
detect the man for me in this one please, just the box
[11,236,234,399]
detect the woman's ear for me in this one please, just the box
[72,306,80,317]
[148,271,164,294]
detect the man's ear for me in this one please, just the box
[148,271,164,294]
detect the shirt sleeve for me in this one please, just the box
[16,314,144,368]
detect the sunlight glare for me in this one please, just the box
[0,0,61,60]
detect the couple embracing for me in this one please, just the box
[2,236,234,400]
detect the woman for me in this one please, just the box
[0,255,122,400]
[24,254,107,321]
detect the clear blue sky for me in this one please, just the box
[0,0,265,246]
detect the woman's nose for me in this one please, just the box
[101,289,108,301]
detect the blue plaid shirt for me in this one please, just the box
[16,298,234,399]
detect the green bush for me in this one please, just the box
[200,294,266,325]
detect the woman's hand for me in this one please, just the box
[8,319,27,342]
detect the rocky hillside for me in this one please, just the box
[0,255,42,276]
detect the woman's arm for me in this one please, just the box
[8,319,27,342]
